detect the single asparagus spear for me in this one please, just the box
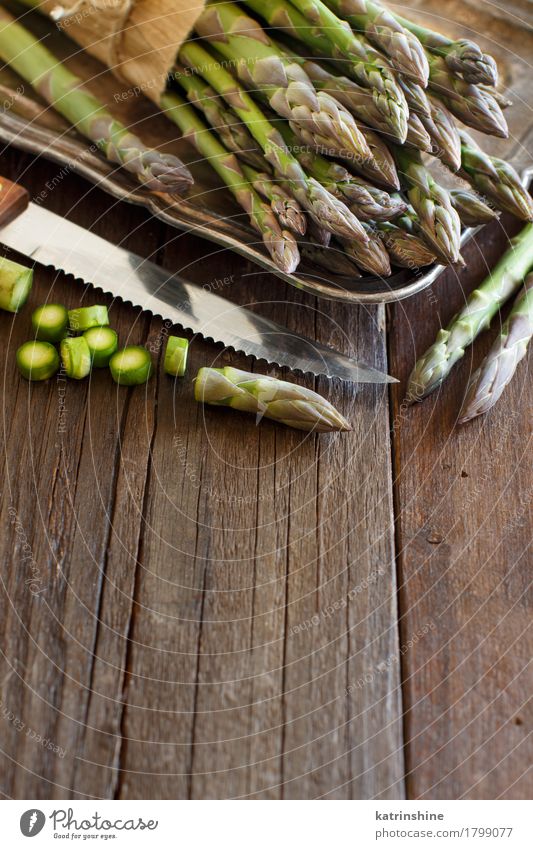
[459,132,533,222]
[241,164,307,235]
[178,41,368,242]
[408,223,533,400]
[194,2,372,163]
[339,224,392,276]
[459,273,533,422]
[244,0,409,143]
[427,54,508,138]
[400,77,432,118]
[394,13,498,87]
[0,9,192,194]
[195,366,352,432]
[376,221,437,268]
[161,91,300,272]
[174,66,265,169]
[322,0,429,86]
[355,124,400,190]
[420,94,461,172]
[394,147,462,265]
[276,123,406,219]
[405,113,432,152]
[450,188,500,227]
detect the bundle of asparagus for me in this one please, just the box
[7,0,530,279]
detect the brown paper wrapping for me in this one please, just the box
[41,0,206,102]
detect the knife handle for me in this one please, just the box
[0,176,29,227]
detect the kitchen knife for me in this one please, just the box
[0,176,396,383]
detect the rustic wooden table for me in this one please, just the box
[0,148,531,800]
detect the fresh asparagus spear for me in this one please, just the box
[244,0,409,143]
[459,132,533,222]
[194,2,372,163]
[339,224,392,276]
[421,94,461,172]
[195,366,352,432]
[0,9,192,194]
[394,13,498,86]
[459,273,533,422]
[276,123,406,219]
[355,124,400,190]
[376,221,437,268]
[178,41,368,242]
[405,113,432,153]
[408,223,533,400]
[241,164,307,235]
[161,91,301,272]
[427,54,508,138]
[450,188,500,227]
[174,66,265,169]
[394,147,462,265]
[322,0,429,86]
[400,77,432,118]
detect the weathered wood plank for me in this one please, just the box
[389,216,533,800]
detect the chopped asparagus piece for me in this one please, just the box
[109,346,153,385]
[31,303,68,343]
[17,340,59,381]
[164,336,189,377]
[60,336,92,379]
[68,305,109,333]
[83,326,118,368]
[0,256,33,313]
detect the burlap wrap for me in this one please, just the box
[41,0,206,102]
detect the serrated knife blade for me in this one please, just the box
[1,202,396,383]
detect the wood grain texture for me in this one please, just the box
[388,215,533,800]
[0,150,404,799]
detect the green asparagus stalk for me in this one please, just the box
[394,13,498,87]
[322,0,429,86]
[427,54,508,138]
[450,188,500,227]
[478,86,512,110]
[400,77,432,118]
[174,66,265,169]
[178,41,368,242]
[394,147,462,265]
[421,94,461,172]
[376,221,437,268]
[276,123,406,219]
[0,9,192,194]
[161,91,301,272]
[354,124,400,190]
[340,224,392,276]
[241,164,307,235]
[459,132,533,222]
[195,366,352,432]
[244,0,409,143]
[405,113,432,153]
[194,3,372,164]
[459,273,533,422]
[408,223,533,400]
